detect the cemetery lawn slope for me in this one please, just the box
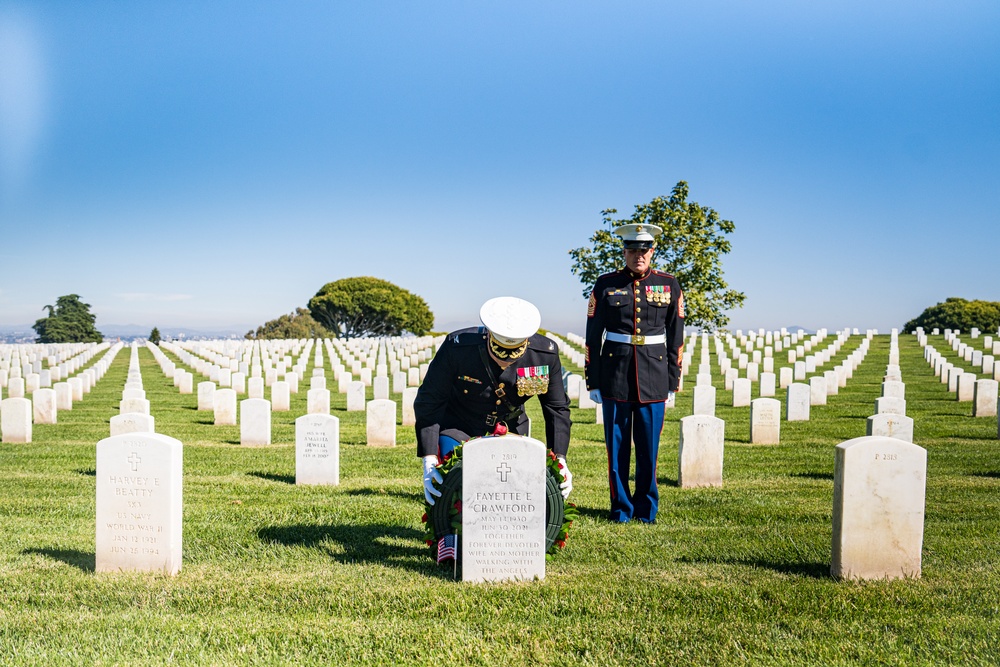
[1,336,999,665]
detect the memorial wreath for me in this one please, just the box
[421,440,578,562]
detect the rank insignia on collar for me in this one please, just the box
[516,365,550,396]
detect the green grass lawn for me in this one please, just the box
[1,334,999,666]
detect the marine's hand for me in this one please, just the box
[557,456,573,499]
[422,455,443,505]
[589,389,602,405]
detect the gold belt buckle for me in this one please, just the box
[633,335,645,345]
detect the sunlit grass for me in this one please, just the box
[1,334,999,665]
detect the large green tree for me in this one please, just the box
[32,294,103,343]
[569,181,746,330]
[246,308,333,340]
[308,277,433,338]
[903,298,1000,334]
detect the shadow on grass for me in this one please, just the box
[677,555,829,579]
[973,472,1000,479]
[77,468,96,476]
[348,488,423,502]
[656,475,679,488]
[249,471,295,485]
[23,548,95,573]
[257,523,443,576]
[790,471,834,481]
[573,504,612,522]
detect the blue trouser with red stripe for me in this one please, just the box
[603,399,665,523]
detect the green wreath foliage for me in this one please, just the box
[420,441,578,561]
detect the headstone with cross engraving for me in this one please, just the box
[462,434,547,583]
[95,432,183,575]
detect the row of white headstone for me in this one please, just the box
[0,342,124,442]
[917,329,999,425]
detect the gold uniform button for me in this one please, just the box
[634,281,639,286]
[636,307,641,312]
[636,328,642,333]
[636,317,641,323]
[463,389,468,394]
[496,400,502,405]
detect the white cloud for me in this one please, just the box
[115,293,195,302]
[0,9,48,195]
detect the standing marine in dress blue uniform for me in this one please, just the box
[585,224,685,523]
[416,297,573,509]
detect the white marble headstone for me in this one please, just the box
[973,379,998,417]
[111,412,156,436]
[96,432,182,575]
[692,384,716,417]
[240,398,272,446]
[786,383,810,421]
[865,413,914,443]
[1,397,32,443]
[271,380,291,411]
[307,388,331,415]
[295,413,340,485]
[213,389,237,425]
[678,414,724,488]
[193,381,213,411]
[366,398,396,447]
[831,436,926,580]
[462,435,547,583]
[33,388,57,425]
[750,397,781,445]
[346,381,366,412]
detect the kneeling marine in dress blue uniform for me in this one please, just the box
[415,296,573,517]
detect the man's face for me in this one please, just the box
[624,246,654,274]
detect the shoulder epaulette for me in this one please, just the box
[447,326,487,346]
[528,333,559,354]
[651,269,675,279]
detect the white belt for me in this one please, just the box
[605,332,666,345]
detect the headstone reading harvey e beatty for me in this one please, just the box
[831,436,926,581]
[95,432,182,575]
[295,413,339,485]
[462,435,547,583]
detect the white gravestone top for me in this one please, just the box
[462,435,547,583]
[95,432,183,575]
[831,436,926,580]
[295,413,340,485]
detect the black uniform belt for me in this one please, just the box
[486,406,524,427]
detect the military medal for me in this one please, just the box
[645,285,670,306]
[516,365,550,396]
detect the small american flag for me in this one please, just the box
[436,533,457,563]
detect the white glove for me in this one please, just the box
[557,456,573,499]
[589,389,602,405]
[422,455,443,505]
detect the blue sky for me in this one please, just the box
[1,1,997,336]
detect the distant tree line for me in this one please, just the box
[247,277,434,340]
[246,308,332,340]
[904,298,1000,334]
[33,294,103,343]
